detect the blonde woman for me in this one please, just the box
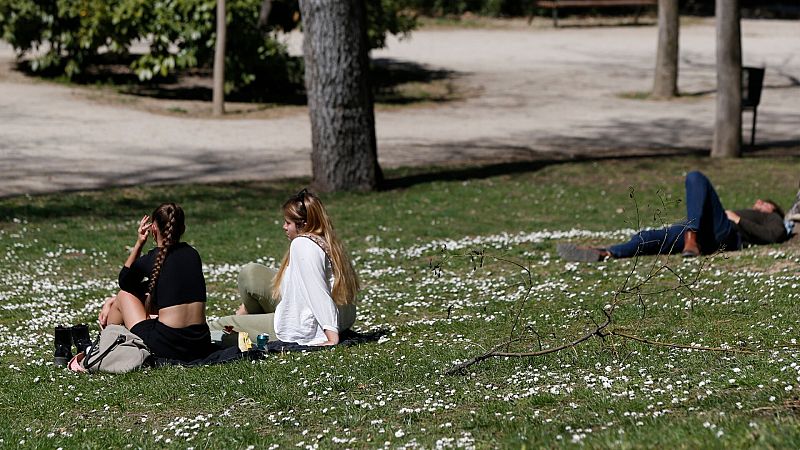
[210,189,358,346]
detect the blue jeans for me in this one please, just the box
[608,171,741,258]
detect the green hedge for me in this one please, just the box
[0,0,416,96]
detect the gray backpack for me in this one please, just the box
[81,324,151,373]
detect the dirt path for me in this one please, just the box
[1,18,798,197]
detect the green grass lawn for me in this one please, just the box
[1,155,799,449]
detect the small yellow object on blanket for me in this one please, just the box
[238,332,252,352]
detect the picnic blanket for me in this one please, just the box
[265,328,388,352]
[151,328,388,368]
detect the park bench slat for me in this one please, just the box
[532,0,658,27]
[535,0,657,7]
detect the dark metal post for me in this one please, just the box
[741,67,765,147]
[553,3,559,27]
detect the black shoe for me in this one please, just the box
[71,323,92,355]
[54,325,73,367]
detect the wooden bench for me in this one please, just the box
[531,0,658,27]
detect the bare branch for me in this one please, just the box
[437,188,735,376]
[445,309,612,375]
[527,326,544,351]
[606,330,758,354]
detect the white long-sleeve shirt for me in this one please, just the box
[274,237,356,345]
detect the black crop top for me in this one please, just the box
[118,242,207,309]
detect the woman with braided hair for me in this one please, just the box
[99,203,214,361]
[209,189,358,346]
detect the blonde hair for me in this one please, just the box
[272,190,360,306]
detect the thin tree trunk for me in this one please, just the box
[299,0,382,192]
[711,0,742,158]
[212,0,226,116]
[652,0,679,98]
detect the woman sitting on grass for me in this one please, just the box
[98,203,214,361]
[209,189,358,346]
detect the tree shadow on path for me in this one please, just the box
[381,113,800,190]
[380,142,800,191]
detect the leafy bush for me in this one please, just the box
[0,0,416,97]
[0,0,140,76]
[366,0,417,49]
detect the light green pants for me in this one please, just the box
[208,263,279,341]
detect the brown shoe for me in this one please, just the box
[682,230,700,257]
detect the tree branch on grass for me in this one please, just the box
[445,309,612,375]
[617,189,710,315]
[603,330,758,354]
[749,399,800,413]
[437,188,740,375]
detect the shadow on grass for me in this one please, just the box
[4,143,799,221]
[528,5,656,28]
[380,108,800,191]
[0,180,297,223]
[15,53,146,85]
[3,107,798,218]
[381,142,800,190]
[371,58,457,105]
[15,54,308,105]
[546,20,655,29]
[380,148,706,191]
[744,139,800,156]
[679,83,800,99]
[15,55,458,106]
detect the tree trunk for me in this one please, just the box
[212,0,226,116]
[711,0,742,158]
[299,0,382,192]
[652,0,679,98]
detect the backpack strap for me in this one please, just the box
[296,233,332,262]
[83,335,126,370]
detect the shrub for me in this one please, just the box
[0,0,416,97]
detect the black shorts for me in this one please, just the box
[130,319,214,362]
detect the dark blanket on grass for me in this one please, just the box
[151,328,388,368]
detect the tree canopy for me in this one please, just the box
[0,0,416,96]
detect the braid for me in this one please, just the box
[144,205,180,314]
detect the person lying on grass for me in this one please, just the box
[98,203,215,361]
[558,171,788,262]
[209,189,358,346]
